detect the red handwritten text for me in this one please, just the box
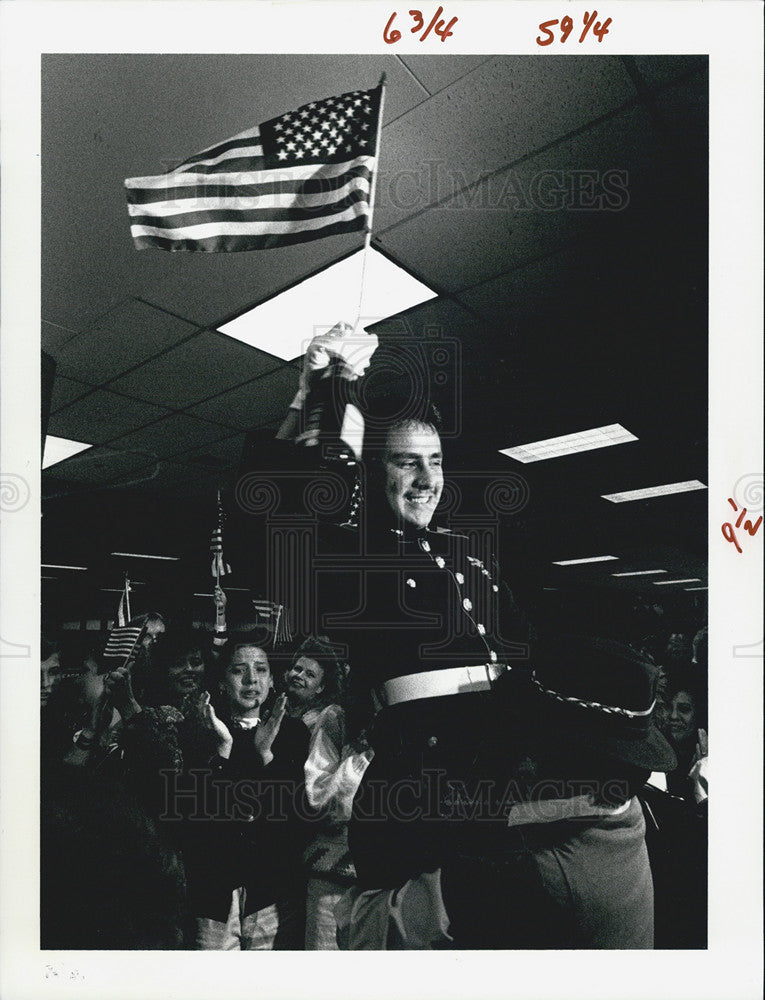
[537,10,612,46]
[384,7,458,44]
[722,496,762,554]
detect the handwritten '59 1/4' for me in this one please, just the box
[537,11,611,45]
[722,497,762,554]
[384,7,458,44]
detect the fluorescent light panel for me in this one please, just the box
[602,480,707,503]
[41,563,87,571]
[110,552,179,561]
[552,555,619,566]
[43,435,93,469]
[500,424,637,463]
[218,248,437,361]
[685,586,708,592]
[612,569,667,577]
[653,578,702,586]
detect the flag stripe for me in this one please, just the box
[125,158,374,195]
[128,187,369,229]
[175,126,263,169]
[126,167,372,210]
[131,204,368,243]
[131,215,368,252]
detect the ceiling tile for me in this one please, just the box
[109,413,232,461]
[374,56,637,233]
[630,55,707,90]
[455,246,587,322]
[47,389,171,445]
[55,299,199,383]
[177,433,247,469]
[42,445,152,489]
[378,104,657,291]
[108,332,282,408]
[135,460,237,500]
[186,367,299,430]
[50,376,96,413]
[42,320,81,357]
[398,55,491,95]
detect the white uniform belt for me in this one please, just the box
[380,664,506,707]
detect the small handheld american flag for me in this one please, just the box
[210,490,232,580]
[252,599,293,645]
[103,623,146,664]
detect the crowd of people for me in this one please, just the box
[40,578,708,951]
[40,329,708,950]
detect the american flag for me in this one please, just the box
[103,623,145,661]
[125,84,383,252]
[252,599,293,645]
[210,492,232,578]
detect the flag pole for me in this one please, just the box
[125,571,131,624]
[354,72,387,329]
[215,489,221,589]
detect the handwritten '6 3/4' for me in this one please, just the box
[384,7,458,44]
[722,497,762,554]
[537,11,612,46]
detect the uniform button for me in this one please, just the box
[427,736,438,748]
[462,598,473,612]
[476,623,486,635]
[492,584,499,592]
[435,556,445,568]
[406,578,417,588]
[455,572,464,584]
[489,651,498,663]
[420,539,431,552]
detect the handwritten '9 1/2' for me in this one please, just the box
[722,497,762,554]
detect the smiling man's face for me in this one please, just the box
[383,421,444,529]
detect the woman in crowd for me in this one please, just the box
[180,636,310,950]
[283,635,374,949]
[665,668,708,803]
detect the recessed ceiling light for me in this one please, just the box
[41,563,87,571]
[218,248,437,361]
[653,578,702,586]
[500,424,637,463]
[43,435,93,469]
[110,552,180,561]
[552,555,619,566]
[612,569,667,577]
[601,480,707,503]
[685,586,708,592]
[193,593,214,598]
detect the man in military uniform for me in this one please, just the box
[266,327,530,944]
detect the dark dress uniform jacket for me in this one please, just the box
[312,512,531,889]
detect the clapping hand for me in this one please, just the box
[199,691,233,759]
[254,692,287,767]
[688,728,708,804]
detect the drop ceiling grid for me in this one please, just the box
[373,55,638,235]
[378,102,659,295]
